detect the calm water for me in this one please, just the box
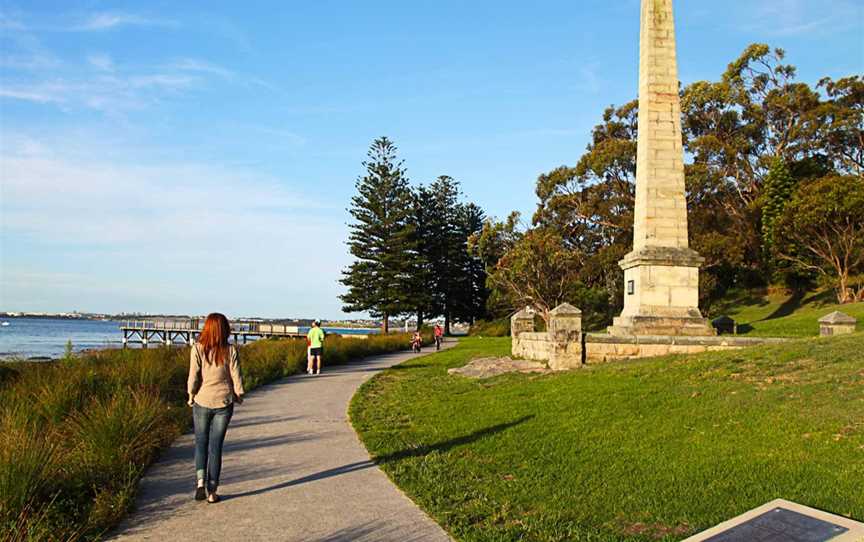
[0,318,124,359]
[0,317,379,360]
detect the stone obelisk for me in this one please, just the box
[609,0,715,336]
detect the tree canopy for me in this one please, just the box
[479,44,864,325]
[342,138,489,331]
[340,137,418,332]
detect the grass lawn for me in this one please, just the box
[708,289,864,337]
[351,335,864,541]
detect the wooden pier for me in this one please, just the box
[119,319,308,348]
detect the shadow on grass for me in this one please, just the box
[710,290,770,316]
[376,415,535,464]
[223,415,534,500]
[358,364,432,373]
[762,290,805,321]
[801,289,837,307]
[390,363,432,370]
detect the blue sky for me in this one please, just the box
[1,0,861,318]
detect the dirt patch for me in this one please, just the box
[448,357,550,379]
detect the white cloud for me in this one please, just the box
[0,11,274,115]
[0,53,59,70]
[1,69,201,113]
[252,126,308,147]
[0,84,67,103]
[0,13,25,30]
[2,51,271,115]
[743,0,861,36]
[166,58,280,93]
[87,53,114,71]
[0,19,60,70]
[0,135,351,316]
[770,17,834,36]
[1,140,320,246]
[126,73,197,89]
[75,12,173,31]
[169,58,234,79]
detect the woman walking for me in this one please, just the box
[187,313,245,503]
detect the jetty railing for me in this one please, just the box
[119,319,304,347]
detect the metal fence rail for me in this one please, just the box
[119,319,305,347]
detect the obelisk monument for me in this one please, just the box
[609,0,715,336]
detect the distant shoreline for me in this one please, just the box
[0,314,385,328]
[0,314,120,321]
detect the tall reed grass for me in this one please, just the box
[0,332,413,541]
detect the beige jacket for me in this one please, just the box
[187,343,245,409]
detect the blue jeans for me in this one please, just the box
[193,403,233,492]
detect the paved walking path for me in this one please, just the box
[110,344,454,542]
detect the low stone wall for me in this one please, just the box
[510,303,792,369]
[585,333,789,363]
[512,332,552,362]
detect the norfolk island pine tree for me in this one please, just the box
[340,137,423,333]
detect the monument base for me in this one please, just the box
[610,246,716,337]
[608,314,716,337]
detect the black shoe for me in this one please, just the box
[195,486,206,501]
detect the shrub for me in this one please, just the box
[468,319,511,337]
[0,414,60,540]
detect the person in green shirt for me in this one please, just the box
[306,319,326,375]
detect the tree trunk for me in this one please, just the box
[444,313,451,336]
[838,270,851,304]
[417,310,424,331]
[382,314,389,334]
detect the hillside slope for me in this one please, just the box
[709,289,863,337]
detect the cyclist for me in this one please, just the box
[411,330,423,352]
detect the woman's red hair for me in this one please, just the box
[198,313,231,366]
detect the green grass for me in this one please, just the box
[0,333,415,541]
[351,336,864,542]
[708,289,864,337]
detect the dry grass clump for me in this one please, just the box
[0,332,410,541]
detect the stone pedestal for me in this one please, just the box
[610,247,715,336]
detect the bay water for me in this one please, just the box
[0,318,123,359]
[0,317,380,360]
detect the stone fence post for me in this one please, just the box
[511,308,535,357]
[548,303,582,370]
[819,311,857,336]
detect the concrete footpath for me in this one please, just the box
[110,344,453,542]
